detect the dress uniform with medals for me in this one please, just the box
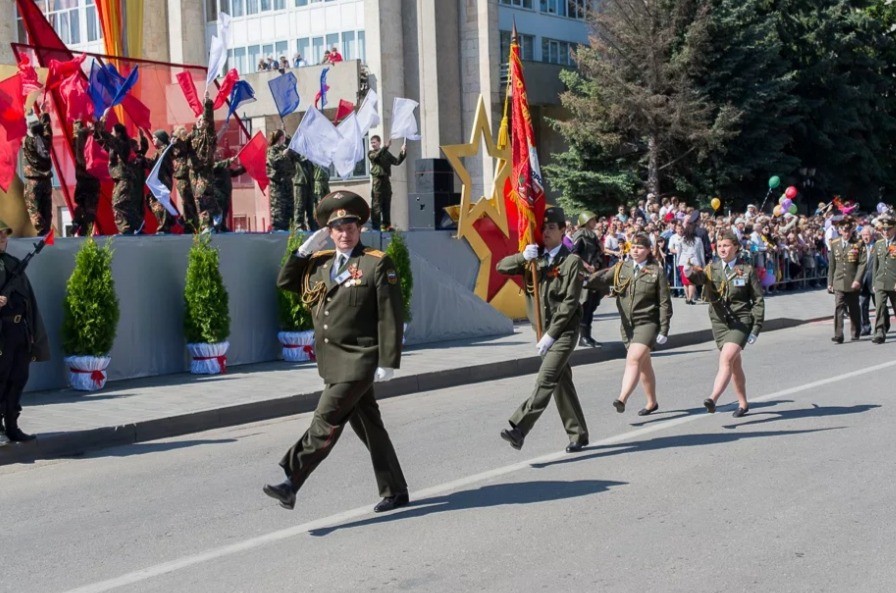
[496,207,590,453]
[0,221,50,446]
[871,213,896,343]
[826,216,867,343]
[264,191,409,513]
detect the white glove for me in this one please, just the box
[374,367,395,382]
[747,333,758,345]
[536,334,555,356]
[522,244,539,261]
[655,334,668,345]
[298,228,330,256]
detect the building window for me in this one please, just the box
[500,30,534,63]
[357,31,365,62]
[232,47,247,73]
[295,0,308,6]
[325,32,339,55]
[86,0,100,41]
[540,0,565,16]
[567,0,586,19]
[500,0,533,8]
[312,36,325,64]
[296,38,310,63]
[246,0,259,15]
[206,0,218,21]
[46,0,81,46]
[275,40,289,61]
[248,44,261,71]
[232,0,244,17]
[542,38,574,65]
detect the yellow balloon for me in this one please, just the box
[773,205,783,217]
[711,197,721,211]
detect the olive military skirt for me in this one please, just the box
[712,315,752,350]
[621,320,660,350]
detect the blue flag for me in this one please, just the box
[110,65,139,109]
[268,72,300,118]
[226,80,256,122]
[318,67,329,108]
[87,60,138,116]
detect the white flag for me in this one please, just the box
[217,12,232,47]
[356,88,381,135]
[389,97,421,141]
[146,144,179,216]
[206,35,227,88]
[333,112,364,178]
[288,107,341,169]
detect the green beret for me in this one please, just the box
[316,190,371,227]
[543,206,566,227]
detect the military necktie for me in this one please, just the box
[336,254,347,272]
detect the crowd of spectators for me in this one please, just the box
[256,46,344,73]
[563,193,893,297]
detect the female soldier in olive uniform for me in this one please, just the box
[588,233,672,416]
[684,231,765,417]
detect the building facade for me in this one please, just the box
[5,0,592,232]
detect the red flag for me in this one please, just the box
[44,228,55,246]
[85,135,112,181]
[121,94,152,131]
[213,69,239,110]
[46,54,87,91]
[0,74,27,142]
[333,99,354,124]
[507,28,546,250]
[0,135,23,193]
[176,71,203,117]
[16,55,42,97]
[58,73,94,123]
[237,131,270,192]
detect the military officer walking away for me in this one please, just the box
[684,231,765,417]
[827,216,866,343]
[264,191,409,513]
[0,220,50,446]
[22,111,54,235]
[368,135,406,231]
[496,207,590,453]
[573,210,604,348]
[871,213,896,343]
[588,233,672,416]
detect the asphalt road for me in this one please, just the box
[3,321,894,593]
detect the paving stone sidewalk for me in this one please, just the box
[1,290,833,464]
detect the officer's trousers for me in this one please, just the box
[873,290,896,339]
[833,291,861,340]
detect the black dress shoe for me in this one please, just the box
[637,404,659,416]
[850,336,861,342]
[565,440,588,453]
[613,399,625,413]
[831,337,844,344]
[732,406,749,418]
[374,492,409,513]
[500,426,525,450]
[872,336,885,344]
[6,428,36,442]
[703,398,716,413]
[579,336,599,348]
[263,479,297,510]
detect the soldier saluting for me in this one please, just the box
[264,191,409,513]
[871,213,896,344]
[827,216,866,343]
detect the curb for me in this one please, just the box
[0,314,829,465]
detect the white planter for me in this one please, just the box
[278,330,315,362]
[65,355,112,391]
[187,341,229,375]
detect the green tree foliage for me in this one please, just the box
[277,232,314,331]
[384,232,413,322]
[61,238,119,356]
[183,235,230,344]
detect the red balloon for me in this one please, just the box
[785,186,798,199]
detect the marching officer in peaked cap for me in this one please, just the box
[827,215,867,343]
[496,206,590,453]
[871,213,896,343]
[264,191,409,513]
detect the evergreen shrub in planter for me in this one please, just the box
[277,231,315,362]
[184,235,231,374]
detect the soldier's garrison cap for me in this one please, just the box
[316,190,371,227]
[543,206,566,227]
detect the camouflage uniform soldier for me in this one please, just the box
[126,131,150,234]
[189,96,223,231]
[367,135,406,231]
[22,112,53,235]
[290,152,315,230]
[146,130,175,233]
[95,122,136,234]
[72,120,100,236]
[212,155,246,233]
[312,163,330,207]
[266,130,295,231]
[171,127,198,233]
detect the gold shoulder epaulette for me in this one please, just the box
[364,248,385,258]
[311,249,335,259]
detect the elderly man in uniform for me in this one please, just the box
[0,221,50,446]
[264,191,409,513]
[22,111,54,235]
[573,210,603,348]
[496,207,590,453]
[871,213,896,343]
[827,216,867,344]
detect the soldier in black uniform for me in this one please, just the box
[0,220,50,446]
[264,191,408,513]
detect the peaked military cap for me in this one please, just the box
[878,212,895,228]
[543,206,566,227]
[316,190,371,227]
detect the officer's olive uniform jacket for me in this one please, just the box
[827,237,867,293]
[277,243,403,383]
[588,260,672,335]
[496,247,583,339]
[368,148,406,188]
[871,237,896,291]
[0,254,50,362]
[686,261,765,336]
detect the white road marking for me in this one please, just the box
[61,358,896,593]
